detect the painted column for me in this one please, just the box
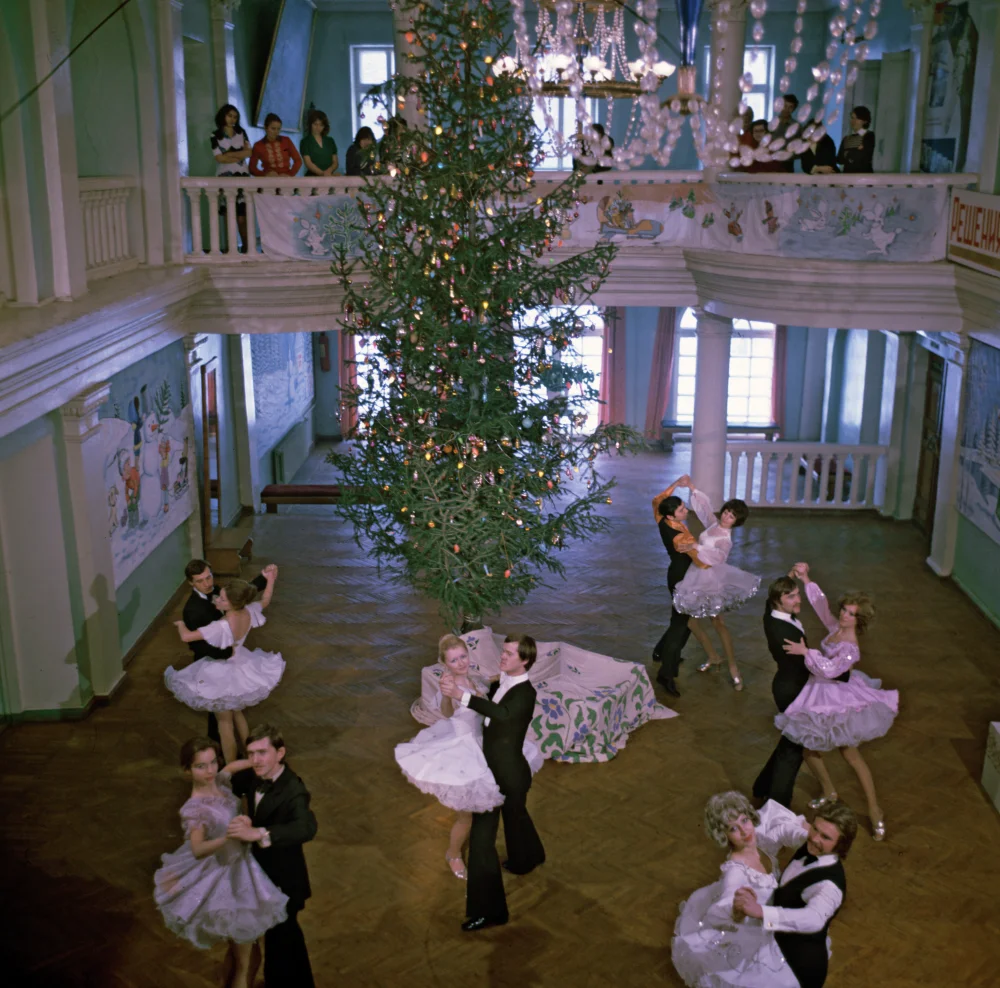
[183,334,208,557]
[902,0,936,173]
[927,337,970,576]
[392,2,426,130]
[707,0,748,126]
[30,0,88,300]
[691,309,733,507]
[59,383,124,698]
[210,0,240,111]
[159,0,188,263]
[967,0,1000,193]
[229,334,261,513]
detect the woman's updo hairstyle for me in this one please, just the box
[437,633,468,664]
[222,579,257,611]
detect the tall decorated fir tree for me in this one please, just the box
[329,0,640,629]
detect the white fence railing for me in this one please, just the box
[726,442,888,510]
[79,176,139,280]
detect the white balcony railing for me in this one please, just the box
[726,442,888,510]
[78,176,139,280]
[179,171,977,265]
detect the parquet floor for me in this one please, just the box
[2,447,1000,987]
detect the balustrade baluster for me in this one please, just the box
[117,191,130,261]
[109,191,122,262]
[223,185,239,255]
[97,191,111,266]
[848,455,862,506]
[207,189,222,256]
[817,453,832,507]
[83,196,96,269]
[244,189,258,256]
[832,457,846,505]
[187,188,203,257]
[864,455,878,507]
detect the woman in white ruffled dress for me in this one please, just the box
[154,737,288,988]
[167,565,285,763]
[394,634,543,880]
[672,792,812,988]
[775,562,897,840]
[670,476,761,690]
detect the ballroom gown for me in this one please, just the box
[775,582,898,751]
[672,489,761,618]
[395,679,544,813]
[164,602,285,712]
[672,801,813,988]
[154,772,288,948]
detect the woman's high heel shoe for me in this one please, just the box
[697,659,722,673]
[808,792,838,810]
[446,854,467,880]
[872,816,886,842]
[731,673,743,692]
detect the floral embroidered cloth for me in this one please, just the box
[410,628,676,763]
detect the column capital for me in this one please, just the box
[694,309,734,335]
[60,382,111,441]
[708,0,748,20]
[184,333,210,370]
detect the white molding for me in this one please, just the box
[60,382,112,441]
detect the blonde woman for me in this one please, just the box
[394,634,543,879]
[776,563,897,839]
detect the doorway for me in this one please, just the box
[201,360,222,544]
[913,352,945,535]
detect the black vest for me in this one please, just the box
[773,846,847,988]
[658,518,693,592]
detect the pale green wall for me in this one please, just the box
[953,515,1000,627]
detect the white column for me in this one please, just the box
[902,0,936,173]
[159,0,187,263]
[967,0,1000,192]
[229,334,262,513]
[60,383,125,698]
[210,1,240,109]
[691,310,733,508]
[927,339,969,576]
[708,0,748,127]
[30,0,88,299]
[392,2,426,130]
[183,333,208,557]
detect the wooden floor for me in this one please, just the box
[2,448,1000,987]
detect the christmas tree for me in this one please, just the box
[329,0,640,629]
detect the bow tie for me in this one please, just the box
[800,851,818,866]
[257,779,276,794]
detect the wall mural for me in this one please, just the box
[99,343,196,587]
[958,339,1000,546]
[250,332,315,455]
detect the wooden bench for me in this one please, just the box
[205,530,253,576]
[260,484,375,513]
[659,422,780,451]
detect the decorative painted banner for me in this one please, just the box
[99,343,196,587]
[947,188,1000,276]
[958,339,1000,548]
[255,183,951,263]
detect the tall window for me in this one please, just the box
[350,46,396,141]
[673,308,775,426]
[702,45,775,122]
[533,98,600,170]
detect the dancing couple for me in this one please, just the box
[651,475,760,696]
[753,563,898,839]
[672,790,857,988]
[395,633,545,930]
[154,724,318,987]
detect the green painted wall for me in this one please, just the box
[953,515,1000,628]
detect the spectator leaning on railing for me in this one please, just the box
[249,113,303,178]
[210,103,251,252]
[837,106,875,174]
[799,122,839,175]
[299,108,339,177]
[345,127,377,176]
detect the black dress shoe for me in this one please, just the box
[462,916,508,932]
[656,673,680,697]
[651,650,662,663]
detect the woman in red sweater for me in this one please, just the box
[249,113,303,177]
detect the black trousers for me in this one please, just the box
[466,783,544,921]
[653,602,691,678]
[752,677,805,807]
[263,905,314,988]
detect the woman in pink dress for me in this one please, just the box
[775,562,897,840]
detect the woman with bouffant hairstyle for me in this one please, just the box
[775,562,897,840]
[166,565,285,764]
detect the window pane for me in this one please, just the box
[359,50,388,85]
[678,335,698,355]
[732,319,751,332]
[729,356,751,378]
[676,396,694,420]
[746,93,766,122]
[677,376,695,396]
[729,377,750,397]
[730,337,751,357]
[749,375,772,396]
[749,396,772,420]
[679,308,698,329]
[751,337,774,357]
[744,47,771,86]
[678,355,697,377]
[748,320,775,331]
[728,396,746,420]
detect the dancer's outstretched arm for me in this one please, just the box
[651,474,690,522]
[258,564,278,610]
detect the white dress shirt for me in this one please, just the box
[761,853,843,934]
[770,608,805,635]
[253,765,285,847]
[461,671,530,727]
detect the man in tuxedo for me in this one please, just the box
[752,573,810,807]
[650,475,705,697]
[734,800,857,988]
[182,559,267,741]
[440,634,545,931]
[229,723,317,988]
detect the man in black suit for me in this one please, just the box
[650,475,704,697]
[182,559,268,742]
[229,723,318,988]
[440,634,545,931]
[734,799,856,988]
[752,573,810,807]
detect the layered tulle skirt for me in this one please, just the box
[775,670,898,751]
[164,646,285,712]
[673,563,761,618]
[394,718,544,813]
[154,840,288,948]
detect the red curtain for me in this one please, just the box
[599,307,627,425]
[338,329,357,437]
[771,325,787,434]
[644,307,677,439]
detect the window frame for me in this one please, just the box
[702,44,775,123]
[349,45,397,141]
[533,97,601,171]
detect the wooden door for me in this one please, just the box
[913,353,945,535]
